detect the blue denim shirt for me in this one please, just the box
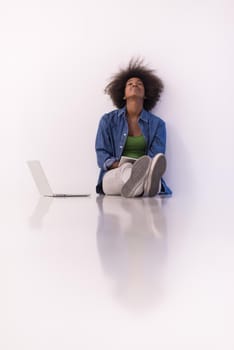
[95,107,172,195]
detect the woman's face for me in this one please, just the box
[124,77,145,100]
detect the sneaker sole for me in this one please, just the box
[145,154,167,197]
[121,156,151,198]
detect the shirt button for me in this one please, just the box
[123,133,126,136]
[120,146,123,148]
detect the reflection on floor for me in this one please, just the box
[96,196,167,311]
[3,192,234,350]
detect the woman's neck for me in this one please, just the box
[126,100,143,119]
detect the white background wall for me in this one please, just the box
[1,0,234,198]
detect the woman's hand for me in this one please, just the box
[109,161,120,169]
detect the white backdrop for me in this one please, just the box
[1,0,234,198]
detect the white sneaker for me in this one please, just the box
[121,156,151,198]
[143,153,166,197]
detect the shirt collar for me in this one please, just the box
[118,106,149,123]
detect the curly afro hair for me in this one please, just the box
[104,58,164,111]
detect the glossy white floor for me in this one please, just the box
[3,188,234,350]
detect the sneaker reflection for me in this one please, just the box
[96,195,168,312]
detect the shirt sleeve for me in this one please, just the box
[95,115,118,171]
[147,119,166,157]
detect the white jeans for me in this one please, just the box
[103,162,162,196]
[103,163,133,195]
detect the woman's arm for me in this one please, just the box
[147,119,166,157]
[95,116,118,170]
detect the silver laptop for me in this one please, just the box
[27,160,90,197]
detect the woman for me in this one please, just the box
[95,58,172,198]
